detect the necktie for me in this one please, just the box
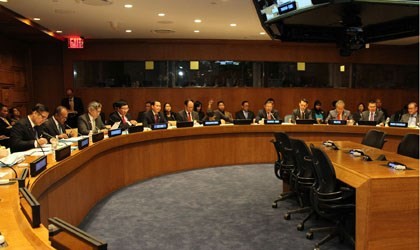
[244,111,248,119]
[122,115,126,124]
[369,112,374,121]
[69,98,74,111]
[301,111,304,119]
[337,113,341,120]
[91,119,96,132]
[57,124,62,134]
[267,113,272,120]
[154,114,158,123]
[33,127,38,139]
[187,112,192,122]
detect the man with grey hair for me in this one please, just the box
[325,100,352,123]
[77,101,107,135]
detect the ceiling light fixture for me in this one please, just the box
[259,32,266,35]
[194,19,202,23]
[124,4,133,8]
[33,17,41,21]
[194,30,200,33]
[230,23,237,27]
[158,13,165,17]
[0,0,8,2]
[56,30,63,34]
[125,29,132,33]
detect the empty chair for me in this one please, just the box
[361,129,386,149]
[283,138,315,232]
[272,132,296,208]
[397,133,419,159]
[306,145,355,250]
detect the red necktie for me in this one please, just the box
[267,113,272,120]
[187,112,192,121]
[154,114,158,123]
[369,112,374,121]
[122,115,126,124]
[337,113,341,120]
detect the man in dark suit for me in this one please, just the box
[255,99,280,122]
[61,88,84,128]
[235,101,255,120]
[178,99,199,122]
[0,103,12,148]
[77,101,107,135]
[10,104,49,153]
[143,100,166,127]
[400,102,419,127]
[325,100,352,123]
[137,101,152,123]
[108,100,138,130]
[360,100,385,125]
[291,98,312,123]
[39,106,70,140]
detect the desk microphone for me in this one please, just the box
[35,138,46,156]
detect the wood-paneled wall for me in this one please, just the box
[77,87,417,121]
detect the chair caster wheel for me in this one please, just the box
[284,213,291,220]
[297,223,304,231]
[272,203,278,208]
[306,232,314,240]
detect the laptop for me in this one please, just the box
[357,120,377,126]
[233,119,253,125]
[295,119,316,125]
[328,120,347,125]
[176,121,194,128]
[389,122,408,128]
[128,125,144,133]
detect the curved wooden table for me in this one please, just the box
[0,124,418,249]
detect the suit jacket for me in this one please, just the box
[208,109,233,123]
[255,109,280,122]
[360,110,385,123]
[10,117,40,153]
[325,109,352,122]
[352,112,363,123]
[0,117,12,137]
[177,110,199,122]
[400,113,419,126]
[377,108,388,119]
[291,108,312,122]
[77,113,106,135]
[108,111,133,130]
[40,117,67,138]
[235,110,255,120]
[61,96,84,116]
[142,110,166,127]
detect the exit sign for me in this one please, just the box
[68,37,84,49]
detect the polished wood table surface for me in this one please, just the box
[0,124,418,249]
[309,141,419,250]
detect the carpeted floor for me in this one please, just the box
[80,164,354,250]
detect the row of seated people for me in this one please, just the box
[4,97,419,153]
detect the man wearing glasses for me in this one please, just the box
[78,101,108,135]
[10,103,49,153]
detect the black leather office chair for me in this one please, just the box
[271,132,296,208]
[361,129,386,149]
[283,138,315,231]
[397,133,419,159]
[306,145,355,250]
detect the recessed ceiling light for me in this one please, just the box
[194,19,202,23]
[194,30,200,33]
[0,0,8,2]
[56,30,63,34]
[125,29,132,33]
[124,4,133,8]
[33,17,41,21]
[158,13,165,17]
[230,23,237,27]
[259,32,266,35]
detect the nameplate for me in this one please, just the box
[152,123,168,130]
[18,168,29,189]
[389,122,408,128]
[78,137,89,150]
[203,121,221,126]
[92,132,104,143]
[108,128,122,137]
[128,125,144,134]
[30,155,47,177]
[264,119,282,125]
[19,187,41,228]
[328,120,347,125]
[55,145,71,162]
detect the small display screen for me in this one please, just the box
[109,129,122,137]
[389,122,408,128]
[35,157,47,172]
[265,120,281,124]
[79,138,89,149]
[204,121,220,126]
[152,123,168,130]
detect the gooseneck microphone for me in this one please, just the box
[65,124,83,136]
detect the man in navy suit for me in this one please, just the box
[143,101,166,127]
[10,104,49,153]
[235,101,255,120]
[40,106,70,140]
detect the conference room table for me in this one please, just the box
[0,124,418,249]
